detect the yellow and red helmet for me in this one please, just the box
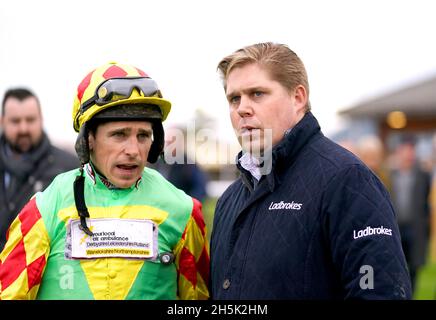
[72,62,171,132]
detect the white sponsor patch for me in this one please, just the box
[268,201,302,211]
[353,225,392,239]
[65,218,158,260]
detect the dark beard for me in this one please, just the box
[8,134,39,154]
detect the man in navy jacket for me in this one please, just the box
[210,42,411,299]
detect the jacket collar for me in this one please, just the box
[236,112,322,192]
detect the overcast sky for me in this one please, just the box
[1,0,436,149]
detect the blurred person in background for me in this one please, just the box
[150,125,208,203]
[389,134,431,290]
[356,135,391,190]
[428,134,436,264]
[0,88,79,251]
[336,138,358,156]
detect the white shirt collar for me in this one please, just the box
[239,152,262,181]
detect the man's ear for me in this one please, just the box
[293,85,308,113]
[88,132,95,151]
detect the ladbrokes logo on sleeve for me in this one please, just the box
[353,225,392,239]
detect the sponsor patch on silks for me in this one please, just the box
[65,218,158,260]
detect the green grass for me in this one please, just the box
[414,264,436,299]
[201,197,218,242]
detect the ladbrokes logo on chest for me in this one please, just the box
[268,201,303,211]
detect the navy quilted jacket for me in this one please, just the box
[210,112,411,299]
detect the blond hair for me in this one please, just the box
[217,42,311,111]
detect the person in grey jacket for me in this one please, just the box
[389,135,431,290]
[0,88,79,250]
[210,42,411,299]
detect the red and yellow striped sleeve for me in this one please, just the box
[174,198,210,300]
[0,198,50,300]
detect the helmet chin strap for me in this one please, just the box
[75,124,90,165]
[73,166,93,236]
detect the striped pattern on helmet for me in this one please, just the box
[72,62,170,132]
